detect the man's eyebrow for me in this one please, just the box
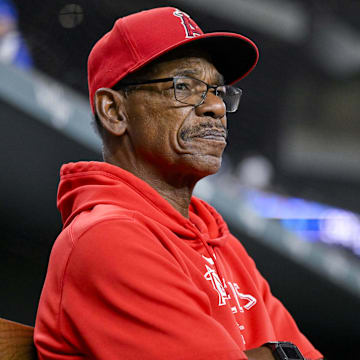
[173,69,198,77]
[173,69,225,85]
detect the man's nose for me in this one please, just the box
[194,92,226,120]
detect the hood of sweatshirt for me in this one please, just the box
[57,161,229,247]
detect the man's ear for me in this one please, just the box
[94,88,128,136]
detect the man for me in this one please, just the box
[34,7,323,360]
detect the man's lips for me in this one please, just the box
[190,129,227,142]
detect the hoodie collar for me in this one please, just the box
[58,161,229,245]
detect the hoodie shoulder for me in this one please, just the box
[70,204,137,241]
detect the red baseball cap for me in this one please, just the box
[88,7,259,113]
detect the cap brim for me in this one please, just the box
[127,32,259,85]
[173,32,259,84]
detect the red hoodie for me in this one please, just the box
[34,161,322,360]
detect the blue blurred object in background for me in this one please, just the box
[244,188,360,256]
[0,0,32,69]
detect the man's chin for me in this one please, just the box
[180,153,223,178]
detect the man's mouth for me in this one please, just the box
[181,126,228,143]
[190,129,227,142]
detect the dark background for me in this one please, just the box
[1,1,360,359]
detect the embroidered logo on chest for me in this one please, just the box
[203,264,257,312]
[204,264,229,306]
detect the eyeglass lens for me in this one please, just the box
[173,77,242,113]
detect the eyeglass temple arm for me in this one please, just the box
[113,78,174,90]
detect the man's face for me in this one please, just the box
[123,55,227,180]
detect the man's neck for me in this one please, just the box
[144,178,194,218]
[104,154,198,219]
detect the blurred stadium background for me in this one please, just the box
[1,0,360,358]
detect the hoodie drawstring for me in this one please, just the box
[186,222,230,297]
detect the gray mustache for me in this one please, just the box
[180,122,228,141]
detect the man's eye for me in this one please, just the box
[175,82,191,91]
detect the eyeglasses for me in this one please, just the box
[113,76,243,113]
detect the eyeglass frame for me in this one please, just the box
[112,75,243,113]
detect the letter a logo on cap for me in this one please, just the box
[173,9,201,38]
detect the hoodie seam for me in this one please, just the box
[57,214,136,347]
[57,224,76,347]
[73,212,136,241]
